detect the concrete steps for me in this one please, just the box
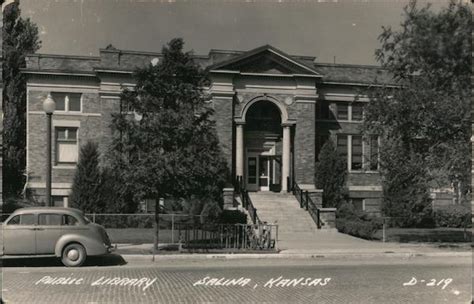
[249,192,320,235]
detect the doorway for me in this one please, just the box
[246,153,281,192]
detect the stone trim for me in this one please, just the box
[348,185,382,191]
[28,182,72,189]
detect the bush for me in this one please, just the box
[218,210,247,225]
[336,218,382,240]
[336,203,383,240]
[434,205,471,228]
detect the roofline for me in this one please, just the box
[26,53,100,61]
[314,62,387,70]
[321,80,399,87]
[208,44,320,75]
[21,69,98,77]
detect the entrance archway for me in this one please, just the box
[235,99,292,192]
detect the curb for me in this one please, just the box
[119,251,471,261]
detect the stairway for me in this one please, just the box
[247,192,386,251]
[248,192,319,237]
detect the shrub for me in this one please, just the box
[434,205,471,228]
[336,217,382,240]
[218,210,247,225]
[336,203,383,240]
[315,140,348,208]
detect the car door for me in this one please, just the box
[3,213,37,255]
[36,213,63,254]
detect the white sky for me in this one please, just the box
[20,0,452,65]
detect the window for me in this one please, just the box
[56,127,78,164]
[51,92,82,112]
[52,196,66,207]
[351,103,364,121]
[352,198,365,211]
[63,215,79,226]
[120,99,134,113]
[39,214,62,226]
[8,214,35,225]
[351,135,363,170]
[337,135,348,159]
[369,136,379,171]
[336,103,349,120]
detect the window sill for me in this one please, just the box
[53,164,77,169]
[349,170,379,174]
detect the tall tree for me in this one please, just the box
[69,141,106,213]
[314,140,348,208]
[3,1,41,199]
[109,38,228,245]
[364,1,471,225]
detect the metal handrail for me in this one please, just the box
[292,181,321,229]
[235,176,261,225]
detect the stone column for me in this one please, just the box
[281,124,291,192]
[235,123,244,180]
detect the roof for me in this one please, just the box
[314,63,395,85]
[23,45,396,85]
[11,207,84,215]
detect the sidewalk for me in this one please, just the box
[113,240,472,260]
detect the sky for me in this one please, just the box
[20,0,453,65]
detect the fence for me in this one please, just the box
[87,213,278,251]
[174,223,278,251]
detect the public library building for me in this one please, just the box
[23,44,453,213]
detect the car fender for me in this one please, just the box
[55,233,107,257]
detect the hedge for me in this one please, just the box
[336,217,382,240]
[433,205,471,228]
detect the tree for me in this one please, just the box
[108,38,228,247]
[69,142,107,213]
[314,140,348,208]
[363,1,471,225]
[3,1,41,199]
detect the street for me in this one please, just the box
[0,255,471,304]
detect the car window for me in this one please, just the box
[8,214,35,225]
[38,214,62,226]
[62,215,79,226]
[7,215,21,225]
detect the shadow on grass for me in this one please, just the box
[0,254,127,267]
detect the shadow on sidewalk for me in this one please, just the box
[0,254,127,267]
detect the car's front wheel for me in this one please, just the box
[61,243,86,267]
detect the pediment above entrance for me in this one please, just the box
[209,45,322,77]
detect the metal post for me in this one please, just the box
[382,219,386,243]
[275,225,279,251]
[171,214,175,244]
[46,113,52,207]
[305,191,309,210]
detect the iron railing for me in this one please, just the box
[174,223,278,251]
[235,176,261,224]
[292,182,321,229]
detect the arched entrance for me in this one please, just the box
[235,98,292,192]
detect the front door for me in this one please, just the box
[258,156,271,191]
[246,156,258,191]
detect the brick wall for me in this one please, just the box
[293,102,316,184]
[212,96,234,173]
[27,89,104,202]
